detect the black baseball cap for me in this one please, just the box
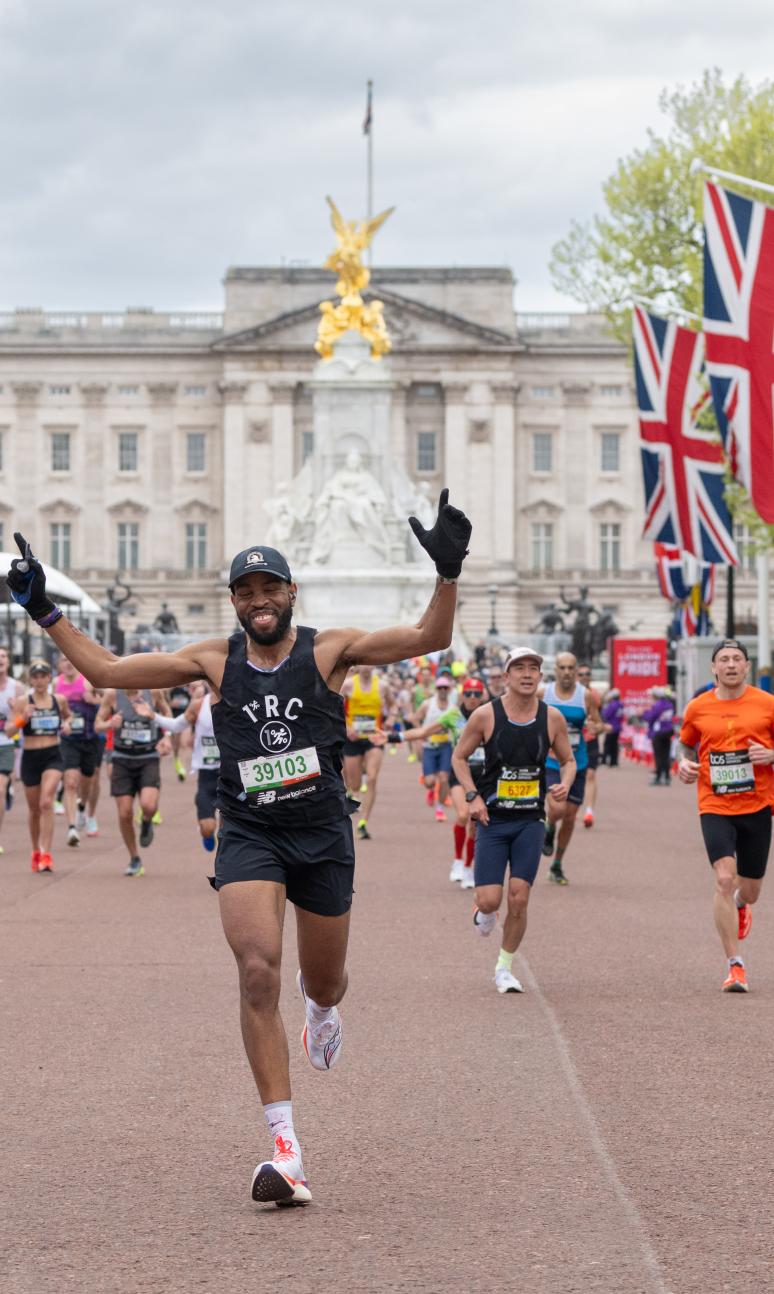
[711,638,749,661]
[228,546,292,588]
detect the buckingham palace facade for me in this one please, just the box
[0,266,755,642]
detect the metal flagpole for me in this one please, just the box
[690,158,774,199]
[364,79,374,267]
[757,552,771,689]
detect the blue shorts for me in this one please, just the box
[474,816,546,889]
[545,766,587,806]
[422,743,452,777]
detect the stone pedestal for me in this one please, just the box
[288,332,436,631]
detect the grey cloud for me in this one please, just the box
[0,0,773,311]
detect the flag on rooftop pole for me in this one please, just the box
[362,80,373,135]
[634,305,738,565]
[703,180,774,523]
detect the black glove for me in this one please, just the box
[408,488,472,580]
[6,532,59,622]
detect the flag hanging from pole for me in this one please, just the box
[654,542,692,601]
[656,542,716,637]
[634,305,737,564]
[703,180,774,524]
[362,80,373,136]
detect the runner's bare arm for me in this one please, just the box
[547,709,576,792]
[42,619,227,691]
[585,689,604,734]
[315,578,457,687]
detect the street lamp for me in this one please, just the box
[487,583,500,638]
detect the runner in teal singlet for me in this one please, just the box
[540,652,602,885]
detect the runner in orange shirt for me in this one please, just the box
[678,639,774,993]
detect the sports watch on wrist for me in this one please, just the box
[465,790,479,803]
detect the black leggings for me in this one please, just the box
[651,732,672,780]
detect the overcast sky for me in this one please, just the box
[1,0,773,314]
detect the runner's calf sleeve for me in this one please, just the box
[454,823,466,856]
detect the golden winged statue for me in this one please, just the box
[315,196,395,360]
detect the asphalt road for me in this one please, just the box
[2,752,773,1294]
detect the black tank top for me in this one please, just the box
[213,625,351,829]
[478,697,550,821]
[23,692,62,740]
[113,690,159,761]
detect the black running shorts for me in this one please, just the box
[111,757,161,798]
[343,737,378,757]
[211,814,355,916]
[586,737,600,770]
[62,736,100,778]
[700,808,772,879]
[20,745,64,787]
[195,768,219,821]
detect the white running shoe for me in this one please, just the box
[494,968,525,994]
[460,869,475,891]
[449,857,466,883]
[86,816,99,836]
[473,907,498,937]
[75,805,87,832]
[53,800,65,816]
[67,825,80,848]
[251,1136,311,1207]
[296,970,343,1070]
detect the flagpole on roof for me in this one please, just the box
[690,158,774,199]
[363,80,374,267]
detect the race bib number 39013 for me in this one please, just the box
[238,746,320,795]
[709,748,755,794]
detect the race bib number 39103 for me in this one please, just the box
[238,746,320,795]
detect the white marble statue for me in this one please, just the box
[264,468,312,550]
[309,450,392,564]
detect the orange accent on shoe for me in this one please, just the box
[38,853,54,872]
[738,904,752,940]
[722,964,748,992]
[30,849,41,872]
[273,1136,296,1162]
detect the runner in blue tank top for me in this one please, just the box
[540,652,602,885]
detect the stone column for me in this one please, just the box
[561,381,591,568]
[10,383,42,526]
[491,383,518,566]
[219,380,249,561]
[390,380,409,469]
[442,382,469,510]
[269,383,295,491]
[147,383,178,566]
[79,383,109,566]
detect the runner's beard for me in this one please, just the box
[239,603,293,646]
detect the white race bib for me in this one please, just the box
[353,715,377,735]
[238,745,320,795]
[709,749,755,795]
[201,735,220,766]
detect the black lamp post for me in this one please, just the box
[488,583,500,638]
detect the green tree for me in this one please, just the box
[550,68,774,550]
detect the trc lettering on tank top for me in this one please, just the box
[212,625,351,829]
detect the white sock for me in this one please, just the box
[305,994,335,1029]
[733,889,746,909]
[263,1100,297,1148]
[729,956,744,968]
[475,909,497,932]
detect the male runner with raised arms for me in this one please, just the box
[6,490,471,1207]
[452,647,575,992]
[540,652,602,885]
[678,639,774,993]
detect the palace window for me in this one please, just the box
[599,522,621,572]
[600,384,623,397]
[118,431,138,473]
[49,384,71,396]
[184,384,207,397]
[117,385,139,396]
[531,385,555,398]
[186,432,206,473]
[51,432,71,472]
[50,522,71,570]
[600,432,620,472]
[530,522,554,572]
[417,431,437,473]
[186,522,207,571]
[117,521,139,571]
[408,383,443,477]
[532,432,552,472]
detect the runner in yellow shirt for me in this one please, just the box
[342,666,393,839]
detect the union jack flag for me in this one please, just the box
[634,305,737,564]
[703,181,774,523]
[654,542,691,600]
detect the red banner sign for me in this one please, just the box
[611,638,667,708]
